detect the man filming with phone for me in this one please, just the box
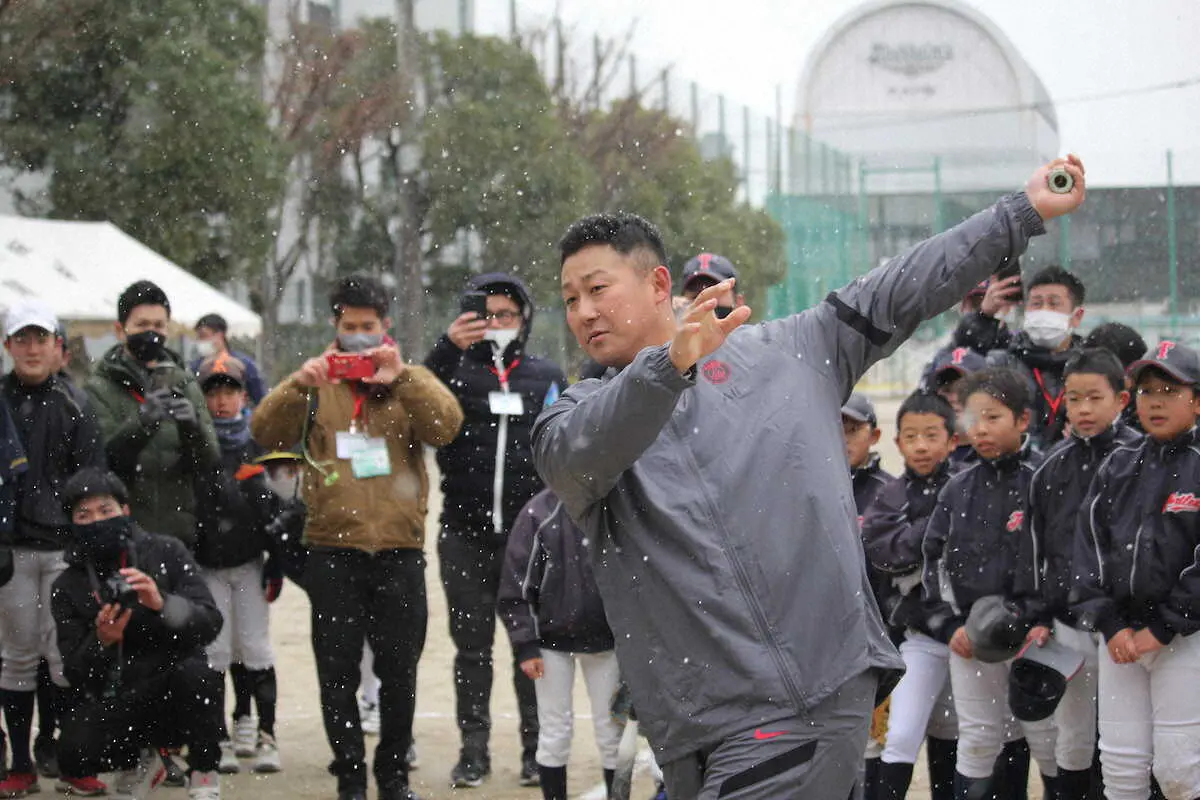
[423,274,566,789]
[52,467,224,799]
[252,274,462,800]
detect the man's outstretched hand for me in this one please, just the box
[668,279,752,373]
[1027,154,1086,221]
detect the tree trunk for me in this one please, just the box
[393,0,425,359]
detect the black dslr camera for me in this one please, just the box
[103,573,139,612]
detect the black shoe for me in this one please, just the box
[450,753,489,788]
[33,737,59,779]
[162,754,187,787]
[519,750,540,787]
[337,790,367,800]
[379,782,422,800]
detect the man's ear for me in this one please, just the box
[121,504,132,516]
[870,427,882,446]
[382,317,393,332]
[1070,307,1085,328]
[652,265,673,304]
[113,321,126,342]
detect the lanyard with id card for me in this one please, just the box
[488,357,524,417]
[337,389,392,480]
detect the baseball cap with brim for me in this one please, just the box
[682,253,738,293]
[4,299,59,339]
[965,595,1029,663]
[256,451,303,465]
[1009,638,1085,722]
[932,347,989,385]
[198,353,248,390]
[1127,341,1200,387]
[841,392,878,426]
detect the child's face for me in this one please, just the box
[1064,373,1128,439]
[962,391,1029,460]
[842,416,881,469]
[205,384,246,420]
[896,412,956,476]
[1136,372,1200,441]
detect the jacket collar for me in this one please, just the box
[980,436,1033,473]
[1147,426,1199,459]
[851,453,882,483]
[904,458,952,487]
[1071,420,1124,451]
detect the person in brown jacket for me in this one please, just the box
[251,275,463,800]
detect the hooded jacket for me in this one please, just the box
[498,489,614,664]
[84,345,220,548]
[1,372,105,549]
[533,192,1046,762]
[1015,422,1142,627]
[424,274,566,536]
[1071,428,1200,644]
[921,439,1044,643]
[251,364,462,553]
[51,523,222,701]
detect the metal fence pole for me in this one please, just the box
[1167,149,1179,333]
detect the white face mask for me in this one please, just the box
[483,328,519,352]
[194,339,217,358]
[1023,309,1072,349]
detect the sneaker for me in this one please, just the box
[360,703,380,736]
[449,754,489,789]
[378,781,422,800]
[217,740,240,774]
[55,775,108,796]
[405,743,418,771]
[251,733,281,774]
[0,772,39,797]
[162,752,186,787]
[232,716,257,758]
[33,738,59,779]
[518,750,539,787]
[112,749,167,800]
[187,769,221,800]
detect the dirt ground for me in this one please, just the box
[148,396,1042,800]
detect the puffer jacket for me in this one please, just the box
[534,191,1046,762]
[84,345,219,548]
[251,365,463,553]
[1071,428,1200,643]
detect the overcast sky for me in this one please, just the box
[472,0,1200,187]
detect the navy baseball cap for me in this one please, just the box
[1009,638,1085,722]
[841,393,878,427]
[932,347,989,386]
[682,253,738,293]
[1128,340,1200,387]
[965,596,1030,663]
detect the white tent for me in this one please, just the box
[0,215,261,338]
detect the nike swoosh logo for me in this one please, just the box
[753,729,786,740]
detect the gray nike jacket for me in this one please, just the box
[532,192,1046,763]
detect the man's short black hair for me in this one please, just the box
[196,313,228,334]
[958,367,1031,418]
[559,213,668,269]
[330,274,389,320]
[1083,322,1146,369]
[897,391,956,437]
[1064,347,1127,394]
[62,468,129,514]
[1026,266,1086,307]
[117,280,171,324]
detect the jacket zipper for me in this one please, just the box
[491,352,510,535]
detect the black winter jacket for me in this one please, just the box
[498,489,614,664]
[1071,428,1200,644]
[1,373,105,549]
[194,432,279,572]
[863,461,956,635]
[851,455,891,524]
[922,440,1044,642]
[425,274,566,535]
[1015,423,1142,627]
[51,524,222,701]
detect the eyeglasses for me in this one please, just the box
[9,331,52,346]
[1136,384,1192,400]
[483,310,521,323]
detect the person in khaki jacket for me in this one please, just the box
[251,274,463,800]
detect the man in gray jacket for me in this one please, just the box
[533,155,1086,799]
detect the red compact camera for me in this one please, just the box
[326,352,376,381]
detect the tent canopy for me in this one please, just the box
[0,215,261,338]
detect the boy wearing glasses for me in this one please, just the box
[424,274,567,789]
[1072,341,1200,800]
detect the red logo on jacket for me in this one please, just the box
[1006,511,1024,532]
[951,347,968,365]
[1163,492,1200,514]
[702,359,731,385]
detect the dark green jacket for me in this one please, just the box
[84,345,219,548]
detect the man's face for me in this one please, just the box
[1026,284,1083,329]
[842,416,880,469]
[485,294,522,331]
[561,245,671,368]
[4,326,58,385]
[335,307,388,337]
[196,325,225,351]
[118,304,170,340]
[205,383,246,419]
[72,495,130,525]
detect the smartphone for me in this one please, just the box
[460,291,488,320]
[326,352,376,381]
[993,257,1022,294]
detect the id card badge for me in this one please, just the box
[488,391,525,416]
[350,438,391,479]
[336,431,370,460]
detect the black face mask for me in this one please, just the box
[715,305,734,320]
[125,330,166,364]
[72,515,133,565]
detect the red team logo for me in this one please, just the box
[951,347,969,365]
[702,359,731,385]
[1163,492,1200,514]
[1006,511,1024,532]
[1157,341,1177,360]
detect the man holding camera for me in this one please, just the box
[252,274,463,800]
[84,281,220,550]
[52,467,224,799]
[424,274,566,789]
